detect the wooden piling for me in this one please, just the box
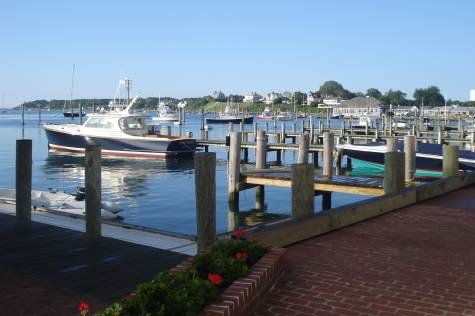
[404,135,416,182]
[298,133,310,164]
[79,104,83,125]
[228,132,241,213]
[253,122,258,140]
[386,137,398,152]
[85,145,101,239]
[383,151,405,195]
[323,132,334,176]
[194,152,216,253]
[229,122,234,134]
[443,145,459,178]
[200,108,205,130]
[291,164,315,220]
[16,139,32,220]
[255,131,267,210]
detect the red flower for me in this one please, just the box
[235,251,248,262]
[235,228,245,239]
[79,302,89,316]
[208,273,223,285]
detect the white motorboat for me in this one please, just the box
[42,80,196,158]
[152,102,179,123]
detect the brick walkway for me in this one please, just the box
[256,185,475,316]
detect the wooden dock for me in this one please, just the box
[241,169,384,196]
[0,213,188,306]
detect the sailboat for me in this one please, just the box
[206,97,253,124]
[63,64,85,118]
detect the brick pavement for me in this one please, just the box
[255,185,475,316]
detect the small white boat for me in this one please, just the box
[152,102,179,123]
[0,188,123,220]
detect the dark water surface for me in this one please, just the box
[0,110,371,235]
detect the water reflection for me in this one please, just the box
[43,153,195,196]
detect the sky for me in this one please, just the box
[1,0,474,106]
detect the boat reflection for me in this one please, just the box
[42,152,195,199]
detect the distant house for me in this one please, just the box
[263,92,281,105]
[306,92,321,105]
[243,92,262,104]
[425,105,475,117]
[332,96,386,117]
[211,90,226,101]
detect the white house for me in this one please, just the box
[332,96,385,118]
[263,92,282,105]
[243,92,262,104]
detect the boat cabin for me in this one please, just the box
[83,114,148,136]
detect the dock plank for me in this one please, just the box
[241,168,384,195]
[0,213,188,303]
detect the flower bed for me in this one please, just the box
[92,229,285,316]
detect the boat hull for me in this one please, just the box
[63,112,86,118]
[43,127,196,158]
[340,142,475,172]
[206,116,254,124]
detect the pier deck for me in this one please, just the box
[241,169,385,195]
[255,185,475,316]
[0,213,189,315]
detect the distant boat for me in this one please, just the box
[152,102,179,123]
[276,111,293,121]
[257,106,274,120]
[62,64,86,118]
[206,105,253,124]
[337,141,475,174]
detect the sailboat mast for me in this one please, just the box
[70,64,76,118]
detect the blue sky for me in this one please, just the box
[1,0,474,106]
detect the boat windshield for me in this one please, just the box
[119,117,145,130]
[84,117,115,129]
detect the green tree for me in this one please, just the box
[384,90,407,106]
[293,91,306,106]
[366,88,382,100]
[319,80,344,97]
[413,86,445,107]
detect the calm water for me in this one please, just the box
[0,110,372,235]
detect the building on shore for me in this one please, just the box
[243,92,262,104]
[306,92,321,105]
[211,90,226,101]
[263,92,282,105]
[332,96,385,118]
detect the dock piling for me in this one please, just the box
[298,133,310,164]
[383,151,405,194]
[404,135,416,182]
[443,145,459,178]
[323,132,334,176]
[255,131,267,211]
[386,137,398,152]
[194,152,216,253]
[228,132,241,214]
[16,139,32,220]
[85,145,102,239]
[291,164,315,220]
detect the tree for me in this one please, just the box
[366,88,382,100]
[319,80,345,97]
[293,91,306,106]
[384,90,407,106]
[413,86,445,107]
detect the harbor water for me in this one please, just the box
[0,110,373,235]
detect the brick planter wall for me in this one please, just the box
[202,247,287,316]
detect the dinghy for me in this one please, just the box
[0,188,123,220]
